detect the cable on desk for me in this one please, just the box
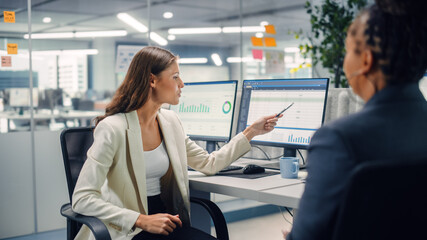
[297,149,306,165]
[285,207,294,217]
[252,145,270,160]
[241,153,284,161]
[278,206,293,226]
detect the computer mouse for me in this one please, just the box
[242,164,265,174]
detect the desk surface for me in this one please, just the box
[189,158,306,209]
[0,110,102,120]
[190,171,303,200]
[258,183,305,209]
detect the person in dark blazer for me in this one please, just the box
[284,0,427,239]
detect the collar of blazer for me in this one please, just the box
[124,110,188,214]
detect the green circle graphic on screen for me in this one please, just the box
[222,101,232,114]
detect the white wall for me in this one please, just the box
[0,130,67,238]
[180,65,229,83]
[0,132,35,239]
[92,38,117,91]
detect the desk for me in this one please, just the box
[189,171,304,205]
[189,158,306,208]
[189,160,306,234]
[0,110,102,132]
[258,184,305,209]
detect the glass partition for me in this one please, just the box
[241,0,312,80]
[0,0,33,133]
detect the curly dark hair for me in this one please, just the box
[353,0,427,85]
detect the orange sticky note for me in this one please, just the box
[3,11,15,23]
[264,37,277,47]
[252,49,263,60]
[1,56,12,67]
[7,43,18,54]
[251,36,264,47]
[265,25,276,34]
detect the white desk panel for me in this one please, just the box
[258,183,305,209]
[189,171,303,202]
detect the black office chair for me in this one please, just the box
[332,159,427,240]
[60,127,229,240]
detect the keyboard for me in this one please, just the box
[219,165,243,172]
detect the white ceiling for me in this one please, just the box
[0,0,311,47]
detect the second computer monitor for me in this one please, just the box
[237,78,329,149]
[169,80,238,142]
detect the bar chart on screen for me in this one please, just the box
[245,89,325,145]
[169,81,237,141]
[178,102,210,113]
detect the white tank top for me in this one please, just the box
[143,141,170,196]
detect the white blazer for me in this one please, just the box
[72,109,251,240]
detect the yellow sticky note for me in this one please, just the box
[4,11,16,23]
[264,37,277,47]
[265,25,276,34]
[7,43,18,54]
[251,36,264,47]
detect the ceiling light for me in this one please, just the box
[222,26,265,33]
[32,49,99,56]
[75,30,127,38]
[150,32,168,46]
[178,58,208,64]
[167,35,176,41]
[168,27,222,35]
[168,26,265,35]
[260,21,269,26]
[117,13,148,32]
[24,31,127,39]
[24,32,74,39]
[42,17,51,23]
[163,12,173,19]
[256,32,264,38]
[211,53,222,66]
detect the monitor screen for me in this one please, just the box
[38,89,63,110]
[169,80,238,142]
[237,78,329,149]
[8,88,39,107]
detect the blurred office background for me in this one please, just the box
[1,0,427,239]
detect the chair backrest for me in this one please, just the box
[332,159,427,240]
[60,127,94,202]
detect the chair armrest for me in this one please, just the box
[61,203,112,240]
[190,197,229,240]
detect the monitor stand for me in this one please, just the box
[206,141,216,154]
[283,148,296,157]
[284,148,306,169]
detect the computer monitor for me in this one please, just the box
[38,89,63,110]
[8,88,39,108]
[236,78,329,157]
[169,80,238,152]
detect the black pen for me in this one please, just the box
[275,102,294,117]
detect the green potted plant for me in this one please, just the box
[297,0,368,87]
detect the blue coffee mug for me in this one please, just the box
[279,157,299,179]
